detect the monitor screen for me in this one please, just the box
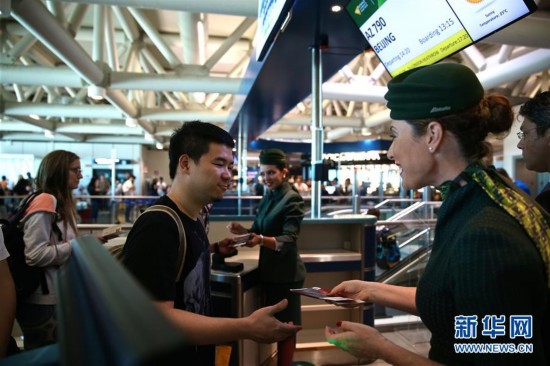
[345,0,538,77]
[255,0,295,62]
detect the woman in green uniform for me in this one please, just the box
[325,63,550,365]
[228,148,306,366]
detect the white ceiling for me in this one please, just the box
[1,0,549,149]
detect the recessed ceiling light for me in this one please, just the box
[331,5,342,12]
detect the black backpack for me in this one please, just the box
[1,191,62,301]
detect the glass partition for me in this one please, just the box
[373,201,441,330]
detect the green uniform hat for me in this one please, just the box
[384,63,484,120]
[259,148,286,166]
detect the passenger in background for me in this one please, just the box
[149,170,159,196]
[95,174,110,210]
[17,150,107,350]
[325,63,550,365]
[122,122,300,365]
[114,179,123,196]
[0,176,9,214]
[293,175,309,196]
[87,175,100,223]
[0,231,16,359]
[517,90,550,213]
[12,175,30,197]
[245,177,255,193]
[25,172,35,192]
[358,181,371,196]
[383,182,398,196]
[155,176,167,196]
[227,148,306,366]
[122,174,136,222]
[0,176,8,193]
[320,182,330,204]
[254,175,265,196]
[342,178,353,196]
[330,177,343,196]
[0,185,7,220]
[305,178,312,191]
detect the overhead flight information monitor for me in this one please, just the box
[255,0,295,62]
[346,0,537,77]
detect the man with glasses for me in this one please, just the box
[517,90,550,213]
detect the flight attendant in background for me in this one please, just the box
[227,149,306,366]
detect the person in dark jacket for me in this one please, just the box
[227,148,306,366]
[12,175,30,196]
[325,64,550,365]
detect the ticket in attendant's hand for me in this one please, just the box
[290,287,365,305]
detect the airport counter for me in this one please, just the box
[208,215,376,366]
[79,215,376,366]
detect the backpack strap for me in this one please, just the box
[142,205,187,282]
[10,190,42,225]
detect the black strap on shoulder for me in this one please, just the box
[141,205,187,282]
[9,190,42,225]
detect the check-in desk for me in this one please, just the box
[210,258,260,366]
[209,215,376,365]
[80,215,376,365]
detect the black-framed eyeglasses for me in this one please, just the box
[70,168,82,174]
[517,127,538,140]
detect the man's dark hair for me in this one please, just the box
[168,121,235,179]
[519,90,550,137]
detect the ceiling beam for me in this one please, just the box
[0,64,242,93]
[5,115,54,131]
[204,17,256,72]
[128,6,182,68]
[58,0,258,17]
[10,0,150,133]
[477,49,550,90]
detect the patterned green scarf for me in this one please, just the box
[440,163,550,287]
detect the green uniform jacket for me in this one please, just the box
[251,182,306,283]
[417,179,549,365]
